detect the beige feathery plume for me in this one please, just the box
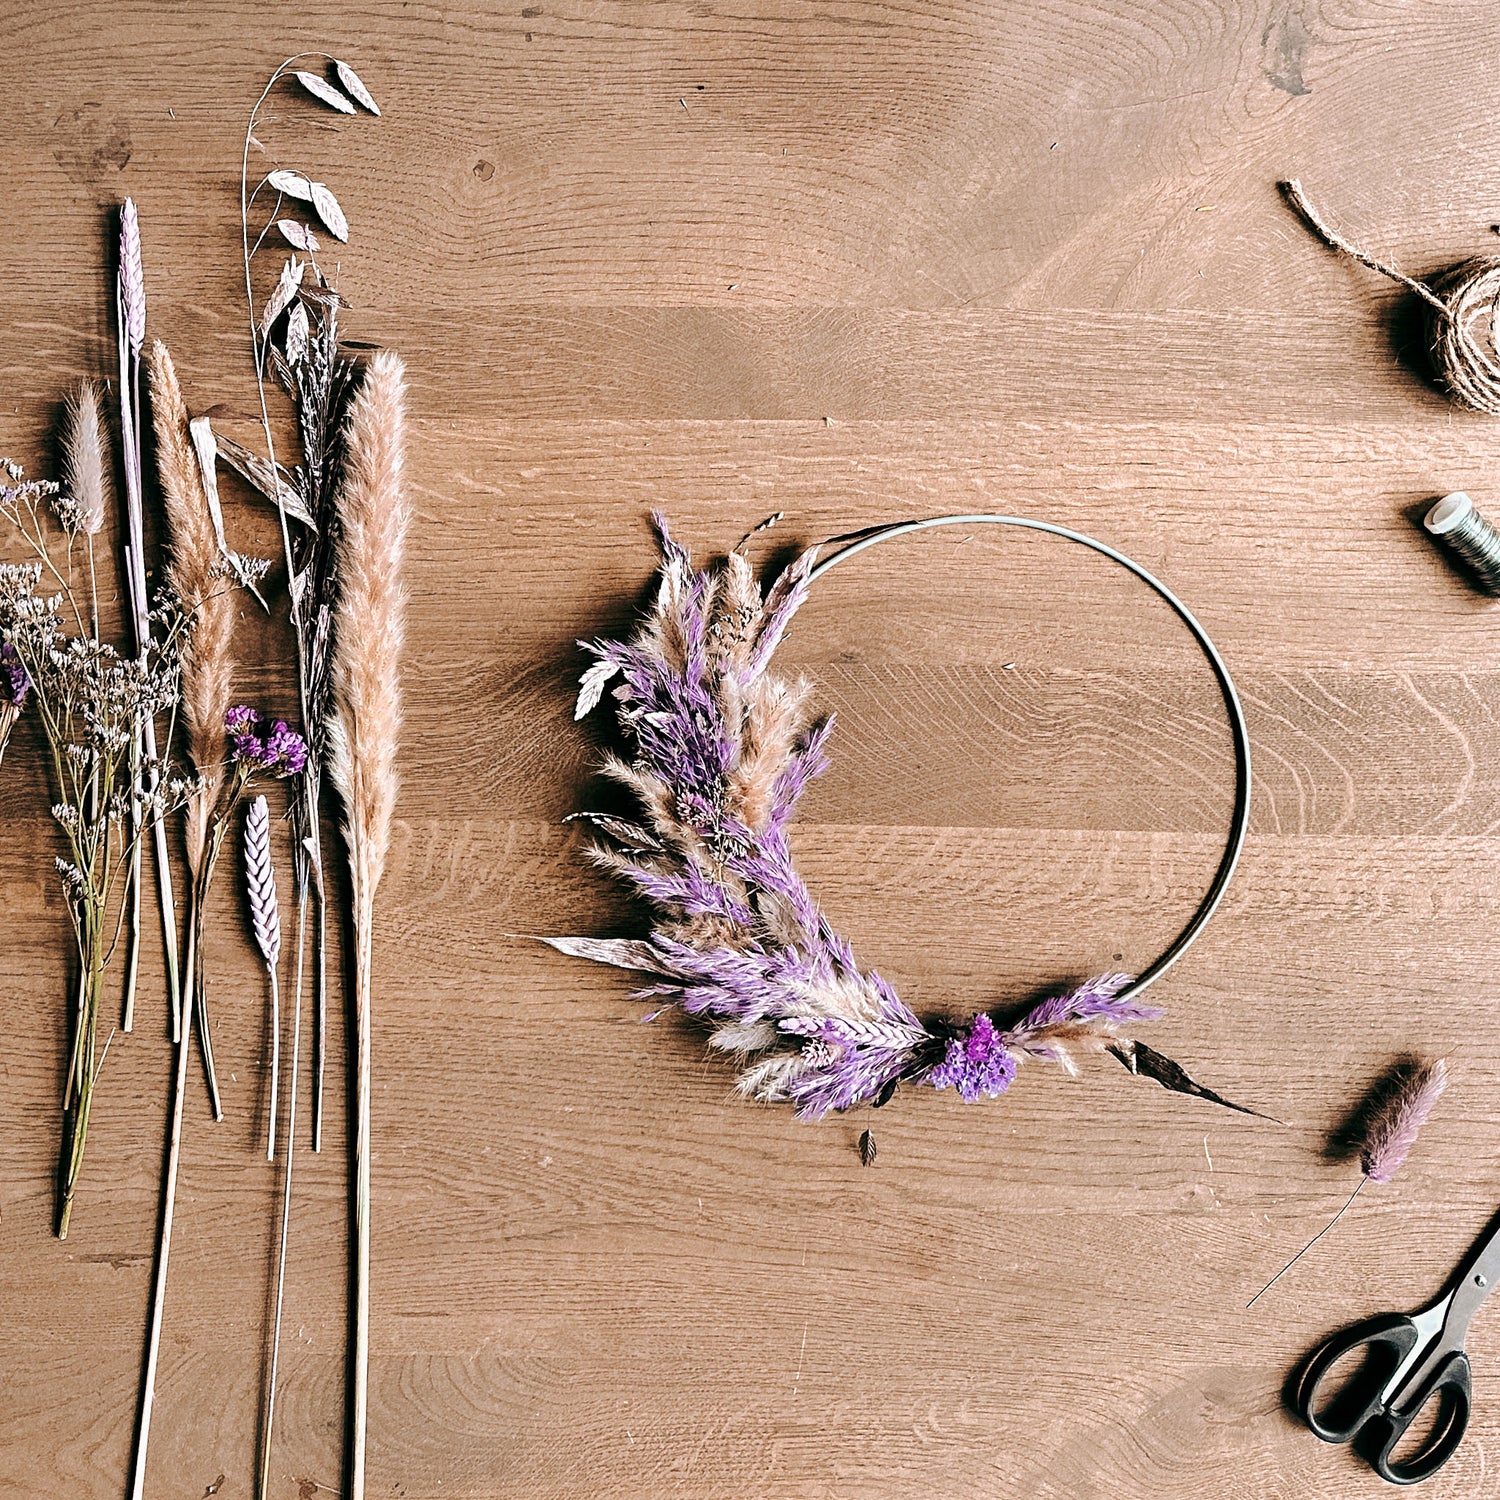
[147,341,237,873]
[61,381,111,539]
[327,349,410,1500]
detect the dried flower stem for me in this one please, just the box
[259,897,306,1500]
[1247,1058,1449,1308]
[329,351,410,1500]
[115,201,183,1042]
[0,470,187,1237]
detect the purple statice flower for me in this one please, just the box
[926,1014,1018,1103]
[227,705,308,779]
[1,641,29,707]
[262,719,308,776]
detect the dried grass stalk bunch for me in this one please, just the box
[546,517,1167,1118]
[230,57,387,1500]
[238,50,380,1162]
[0,461,188,1237]
[327,348,410,1500]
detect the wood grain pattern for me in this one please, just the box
[7,2,1500,1496]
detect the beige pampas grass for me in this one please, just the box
[61,381,111,540]
[327,349,410,1500]
[147,339,231,1124]
[148,341,237,873]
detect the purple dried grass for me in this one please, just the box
[1362,1058,1448,1183]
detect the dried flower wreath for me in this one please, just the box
[549,514,1251,1119]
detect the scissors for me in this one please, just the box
[1295,1212,1500,1484]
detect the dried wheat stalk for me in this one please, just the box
[328,349,409,1500]
[243,793,282,1159]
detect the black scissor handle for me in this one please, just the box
[1298,1314,1420,1443]
[1367,1350,1472,1486]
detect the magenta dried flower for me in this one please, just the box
[227,704,308,779]
[927,1015,1018,1102]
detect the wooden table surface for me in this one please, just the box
[6,2,1500,1496]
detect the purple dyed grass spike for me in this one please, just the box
[1363,1058,1448,1183]
[1008,973,1159,1036]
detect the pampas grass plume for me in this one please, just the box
[147,340,236,869]
[328,348,409,1500]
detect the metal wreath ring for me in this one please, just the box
[808,513,1252,1010]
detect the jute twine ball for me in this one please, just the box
[1283,179,1500,415]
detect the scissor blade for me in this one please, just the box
[1443,1212,1500,1346]
[1380,1301,1447,1406]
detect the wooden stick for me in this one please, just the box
[129,994,192,1499]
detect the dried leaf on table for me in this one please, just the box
[268,169,315,202]
[310,182,349,242]
[294,70,356,113]
[334,59,381,114]
[1109,1039,1277,1120]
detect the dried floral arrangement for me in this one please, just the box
[547,515,1252,1123]
[0,458,188,1237]
[127,53,401,1500]
[0,50,405,1500]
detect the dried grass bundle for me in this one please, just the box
[327,349,409,1500]
[1248,1057,1449,1308]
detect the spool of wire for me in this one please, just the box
[1425,492,1500,594]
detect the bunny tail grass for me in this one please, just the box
[328,349,410,1500]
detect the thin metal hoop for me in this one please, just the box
[806,514,1251,1006]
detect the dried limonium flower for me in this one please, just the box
[0,480,189,1236]
[545,517,1165,1121]
[1248,1058,1449,1308]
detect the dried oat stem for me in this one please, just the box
[241,52,335,1150]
